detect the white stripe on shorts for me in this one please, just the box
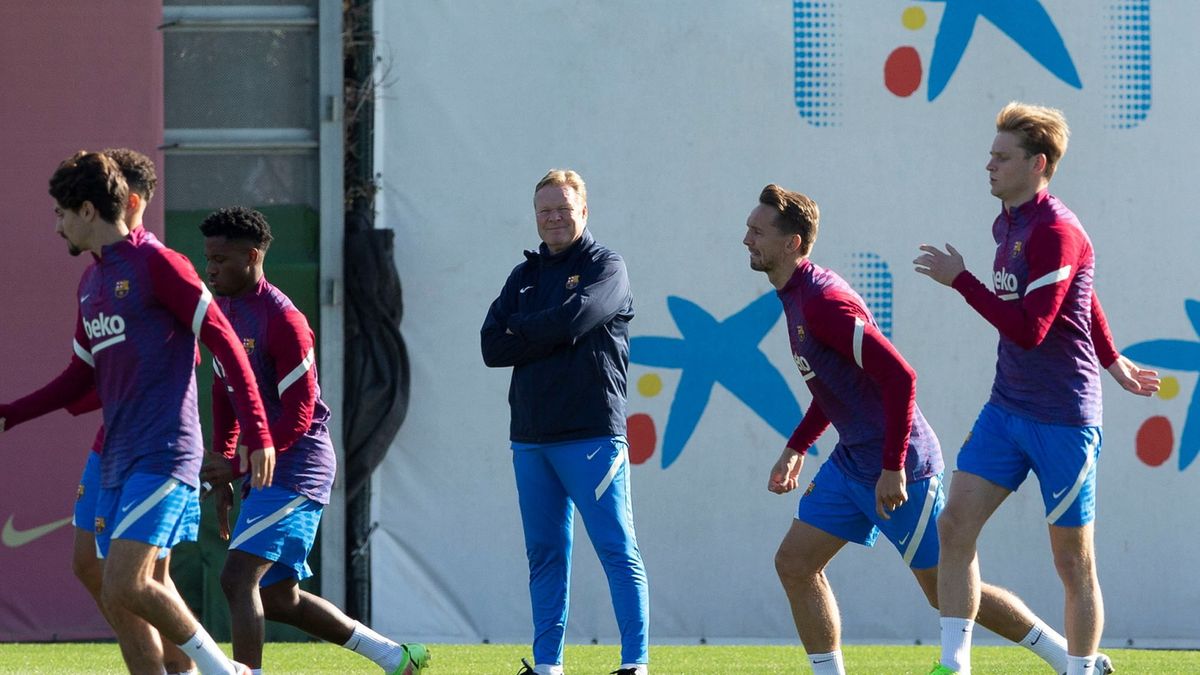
[230,495,308,550]
[594,445,626,501]
[111,478,181,540]
[1046,432,1098,525]
[902,474,940,566]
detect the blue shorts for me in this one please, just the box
[958,404,1101,527]
[73,451,101,530]
[229,486,323,587]
[797,460,944,569]
[94,474,200,559]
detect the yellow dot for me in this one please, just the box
[902,6,926,30]
[638,373,663,398]
[1157,375,1180,401]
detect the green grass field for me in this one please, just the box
[0,643,1196,674]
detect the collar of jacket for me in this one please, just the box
[524,228,594,265]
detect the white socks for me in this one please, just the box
[179,627,238,675]
[807,650,845,674]
[533,664,564,675]
[1066,654,1097,675]
[1019,622,1070,672]
[343,622,404,672]
[618,665,648,675]
[940,617,974,673]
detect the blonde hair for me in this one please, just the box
[996,101,1070,179]
[534,169,587,205]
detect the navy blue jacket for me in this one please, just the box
[481,229,633,444]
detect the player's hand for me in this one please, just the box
[1107,355,1160,397]
[768,447,804,494]
[875,469,908,520]
[239,445,276,489]
[211,481,234,541]
[913,243,966,286]
[200,454,236,485]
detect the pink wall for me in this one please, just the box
[0,2,164,640]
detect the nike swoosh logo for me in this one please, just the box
[246,515,265,524]
[519,285,535,294]
[897,532,911,545]
[80,294,90,302]
[586,447,602,460]
[812,659,832,664]
[120,501,136,513]
[1052,486,1069,499]
[2,514,74,548]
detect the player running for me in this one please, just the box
[915,102,1158,675]
[198,206,428,675]
[747,183,1106,675]
[1,148,195,674]
[38,150,272,675]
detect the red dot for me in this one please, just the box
[884,46,922,97]
[1135,416,1173,467]
[627,413,656,465]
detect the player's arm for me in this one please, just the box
[148,249,275,487]
[806,294,914,518]
[941,223,1081,349]
[265,310,319,452]
[64,388,101,416]
[769,401,829,495]
[1091,290,1160,396]
[505,251,630,347]
[0,307,96,431]
[481,264,560,367]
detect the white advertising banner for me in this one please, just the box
[371,1,1197,647]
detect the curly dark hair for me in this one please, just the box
[198,206,274,250]
[48,151,128,223]
[102,148,157,201]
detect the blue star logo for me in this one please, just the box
[921,0,1081,100]
[1123,299,1200,471]
[630,292,810,468]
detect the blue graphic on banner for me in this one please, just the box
[793,1,841,127]
[630,293,805,468]
[1105,1,1151,128]
[920,0,1080,101]
[846,253,894,339]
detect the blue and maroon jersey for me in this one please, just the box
[212,277,335,504]
[71,227,271,489]
[951,191,1118,426]
[777,259,942,485]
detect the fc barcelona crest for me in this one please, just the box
[565,275,580,290]
[1011,241,1023,257]
[242,338,256,354]
[94,516,105,534]
[795,325,806,342]
[803,481,816,497]
[115,279,130,298]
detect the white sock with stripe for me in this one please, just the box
[940,617,974,673]
[343,622,403,671]
[1019,622,1069,673]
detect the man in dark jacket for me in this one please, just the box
[482,169,648,675]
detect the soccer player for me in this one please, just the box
[481,170,648,675]
[42,150,273,675]
[915,102,1159,675]
[198,206,428,675]
[0,148,194,674]
[747,183,1108,675]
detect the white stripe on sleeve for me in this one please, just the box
[852,318,865,368]
[1024,265,1072,296]
[73,339,95,367]
[277,348,316,397]
[191,285,213,335]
